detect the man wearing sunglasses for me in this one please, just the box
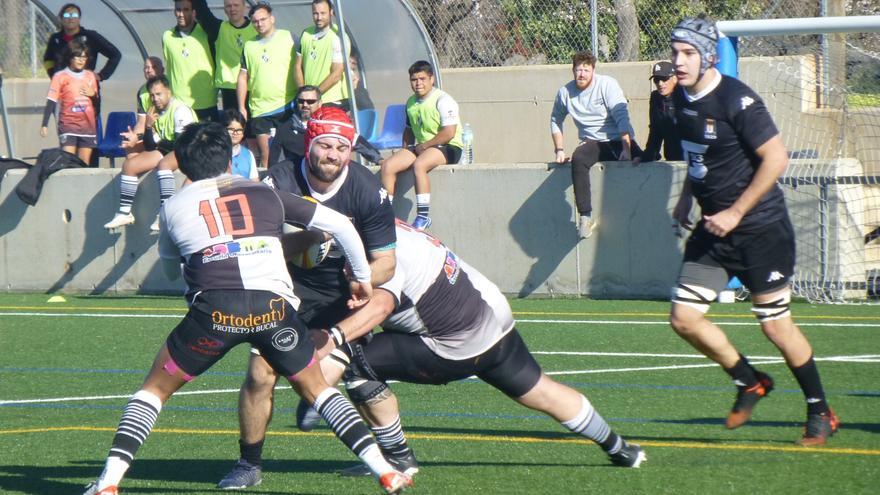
[43,3,121,82]
[268,85,381,166]
[641,61,683,162]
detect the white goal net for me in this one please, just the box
[731,22,880,302]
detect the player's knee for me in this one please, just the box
[751,291,791,323]
[244,363,278,392]
[345,378,389,405]
[670,284,715,332]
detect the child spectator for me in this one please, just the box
[40,40,100,165]
[221,109,258,181]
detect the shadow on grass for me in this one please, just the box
[0,458,365,495]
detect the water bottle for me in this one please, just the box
[461,123,474,165]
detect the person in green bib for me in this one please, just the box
[380,60,463,231]
[294,0,349,111]
[192,0,258,112]
[236,2,297,167]
[126,56,165,156]
[105,76,197,233]
[163,0,217,122]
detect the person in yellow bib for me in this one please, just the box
[192,0,258,112]
[105,76,197,233]
[126,56,165,157]
[294,0,349,111]
[380,61,463,231]
[163,0,217,122]
[237,2,297,167]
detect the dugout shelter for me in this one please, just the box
[20,0,440,153]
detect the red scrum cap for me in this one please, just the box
[305,106,356,155]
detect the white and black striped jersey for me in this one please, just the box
[380,223,515,361]
[158,174,371,307]
[673,73,787,232]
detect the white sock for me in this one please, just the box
[358,443,395,476]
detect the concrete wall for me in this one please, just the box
[0,162,688,297]
[2,160,872,298]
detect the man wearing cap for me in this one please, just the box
[218,106,397,490]
[550,51,641,240]
[667,14,838,446]
[641,61,682,162]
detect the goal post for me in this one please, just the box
[712,16,880,303]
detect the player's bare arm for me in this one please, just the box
[367,248,396,286]
[312,288,396,360]
[703,134,787,236]
[673,179,694,229]
[318,61,344,94]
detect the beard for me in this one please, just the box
[308,155,346,183]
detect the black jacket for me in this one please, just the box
[642,90,683,162]
[43,28,122,81]
[15,149,86,206]
[269,114,382,166]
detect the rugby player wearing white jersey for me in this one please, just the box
[83,122,411,495]
[667,15,837,445]
[307,222,647,475]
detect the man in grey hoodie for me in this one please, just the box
[550,51,640,239]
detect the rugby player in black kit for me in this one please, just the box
[218,106,401,489]
[667,15,838,445]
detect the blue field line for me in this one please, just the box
[2,367,878,397]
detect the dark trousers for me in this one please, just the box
[570,139,641,216]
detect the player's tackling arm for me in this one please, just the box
[368,248,396,286]
[313,288,397,360]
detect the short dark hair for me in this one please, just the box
[249,2,272,16]
[58,3,81,18]
[221,108,247,128]
[572,51,597,69]
[175,122,233,182]
[296,85,322,99]
[146,75,171,91]
[62,40,89,66]
[312,0,334,10]
[408,60,434,77]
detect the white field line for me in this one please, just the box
[1,313,880,328]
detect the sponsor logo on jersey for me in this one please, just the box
[271,327,299,351]
[704,118,717,140]
[766,270,785,283]
[741,96,755,109]
[379,188,388,205]
[443,250,461,284]
[189,336,224,356]
[201,239,271,263]
[212,297,286,333]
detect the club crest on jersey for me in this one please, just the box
[704,118,717,140]
[261,52,270,63]
[443,250,461,284]
[379,188,388,205]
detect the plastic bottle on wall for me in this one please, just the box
[461,123,474,165]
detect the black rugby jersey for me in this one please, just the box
[263,159,396,299]
[673,74,787,232]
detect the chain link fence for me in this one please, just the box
[0,0,56,79]
[413,0,878,68]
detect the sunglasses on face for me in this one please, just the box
[653,76,671,83]
[297,98,318,105]
[227,127,244,135]
[62,12,80,19]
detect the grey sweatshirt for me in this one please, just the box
[550,74,635,142]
